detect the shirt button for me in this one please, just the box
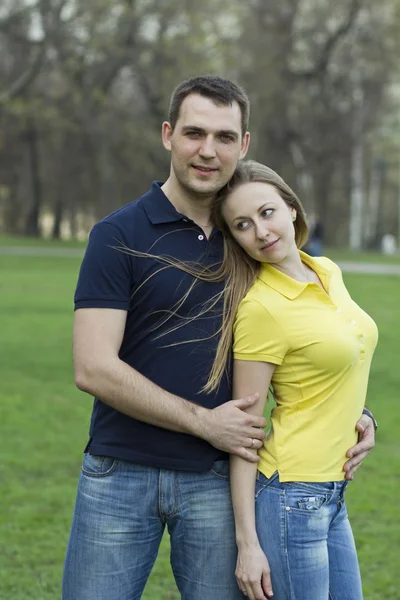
[360,337,365,343]
[198,234,204,241]
[350,320,356,326]
[336,308,342,314]
[182,218,188,222]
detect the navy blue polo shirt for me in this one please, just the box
[74,181,232,471]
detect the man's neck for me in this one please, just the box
[162,178,214,234]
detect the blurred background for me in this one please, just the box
[1,2,400,599]
[0,0,399,251]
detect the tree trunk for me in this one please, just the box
[51,194,63,239]
[24,120,42,237]
[365,157,385,248]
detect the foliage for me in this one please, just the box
[0,0,399,244]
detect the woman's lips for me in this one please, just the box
[261,238,279,251]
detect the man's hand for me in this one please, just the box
[344,414,375,480]
[202,394,267,462]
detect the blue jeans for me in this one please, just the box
[255,472,363,600]
[62,454,244,600]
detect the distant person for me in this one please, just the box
[62,76,377,600]
[305,212,324,256]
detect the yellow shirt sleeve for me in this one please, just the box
[233,298,289,365]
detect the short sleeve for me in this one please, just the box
[233,299,289,365]
[74,222,134,310]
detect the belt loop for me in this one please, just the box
[341,480,349,499]
[271,470,279,483]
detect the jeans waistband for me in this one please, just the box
[257,471,349,500]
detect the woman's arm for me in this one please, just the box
[230,359,276,599]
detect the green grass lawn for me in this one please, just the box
[0,253,399,599]
[1,234,400,264]
[0,234,87,249]
[325,247,400,265]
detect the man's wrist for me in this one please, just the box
[186,403,210,440]
[362,407,378,432]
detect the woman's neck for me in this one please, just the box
[268,251,319,284]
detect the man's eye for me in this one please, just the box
[220,135,234,143]
[187,131,201,137]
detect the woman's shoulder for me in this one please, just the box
[307,254,342,275]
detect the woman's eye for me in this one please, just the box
[237,221,249,230]
[262,209,273,217]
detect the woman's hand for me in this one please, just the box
[236,545,273,599]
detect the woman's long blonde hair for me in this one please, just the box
[118,160,308,392]
[205,160,308,391]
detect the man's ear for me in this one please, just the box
[162,121,173,151]
[239,131,250,159]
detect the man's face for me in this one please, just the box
[162,94,250,198]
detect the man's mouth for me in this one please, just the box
[192,165,218,174]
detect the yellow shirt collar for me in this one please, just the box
[257,251,333,300]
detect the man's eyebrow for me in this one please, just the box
[181,125,205,133]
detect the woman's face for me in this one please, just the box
[221,181,298,264]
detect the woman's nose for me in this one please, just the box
[255,222,269,239]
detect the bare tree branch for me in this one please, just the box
[292,0,362,79]
[0,0,52,33]
[85,4,140,93]
[0,43,46,103]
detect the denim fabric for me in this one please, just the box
[255,472,363,600]
[62,454,244,600]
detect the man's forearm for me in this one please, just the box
[74,352,267,461]
[75,356,209,438]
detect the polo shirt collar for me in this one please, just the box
[142,181,186,225]
[257,251,332,299]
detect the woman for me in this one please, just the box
[208,160,378,600]
[121,160,377,600]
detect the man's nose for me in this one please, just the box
[199,136,217,158]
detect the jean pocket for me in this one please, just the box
[296,495,326,510]
[208,459,230,480]
[81,453,118,478]
[285,490,328,514]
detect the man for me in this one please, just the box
[63,75,376,600]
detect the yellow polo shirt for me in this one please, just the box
[233,251,378,482]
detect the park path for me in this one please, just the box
[1,245,400,275]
